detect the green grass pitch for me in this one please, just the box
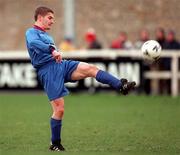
[0,93,180,155]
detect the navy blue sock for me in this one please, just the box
[50,118,62,144]
[96,70,122,90]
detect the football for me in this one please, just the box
[141,40,162,61]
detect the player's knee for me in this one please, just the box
[52,100,65,118]
[56,105,64,114]
[54,108,64,118]
[86,64,99,77]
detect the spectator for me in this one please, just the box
[134,29,151,94]
[110,31,133,50]
[155,27,166,49]
[162,30,180,70]
[154,28,166,94]
[85,28,102,49]
[59,37,76,52]
[164,30,180,50]
[159,30,180,95]
[134,29,150,49]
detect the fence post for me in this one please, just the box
[171,54,178,97]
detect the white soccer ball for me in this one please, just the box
[141,40,162,61]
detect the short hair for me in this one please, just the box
[168,30,175,36]
[34,6,54,21]
[156,27,165,34]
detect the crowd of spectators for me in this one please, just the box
[59,27,180,51]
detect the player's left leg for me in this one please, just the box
[49,97,65,151]
[71,62,136,94]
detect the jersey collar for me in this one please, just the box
[33,25,46,32]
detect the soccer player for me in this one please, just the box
[25,6,136,151]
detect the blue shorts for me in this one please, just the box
[37,60,80,101]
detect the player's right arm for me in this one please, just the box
[26,29,62,63]
[25,29,56,54]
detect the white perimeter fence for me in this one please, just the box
[0,50,180,97]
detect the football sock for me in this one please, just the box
[96,70,122,90]
[50,118,62,144]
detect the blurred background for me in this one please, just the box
[0,0,180,50]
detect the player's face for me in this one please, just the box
[41,12,55,30]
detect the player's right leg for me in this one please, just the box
[71,62,136,94]
[49,97,65,151]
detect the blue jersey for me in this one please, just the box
[25,26,79,101]
[25,26,57,69]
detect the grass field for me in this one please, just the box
[0,93,180,155]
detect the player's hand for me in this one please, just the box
[52,50,62,63]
